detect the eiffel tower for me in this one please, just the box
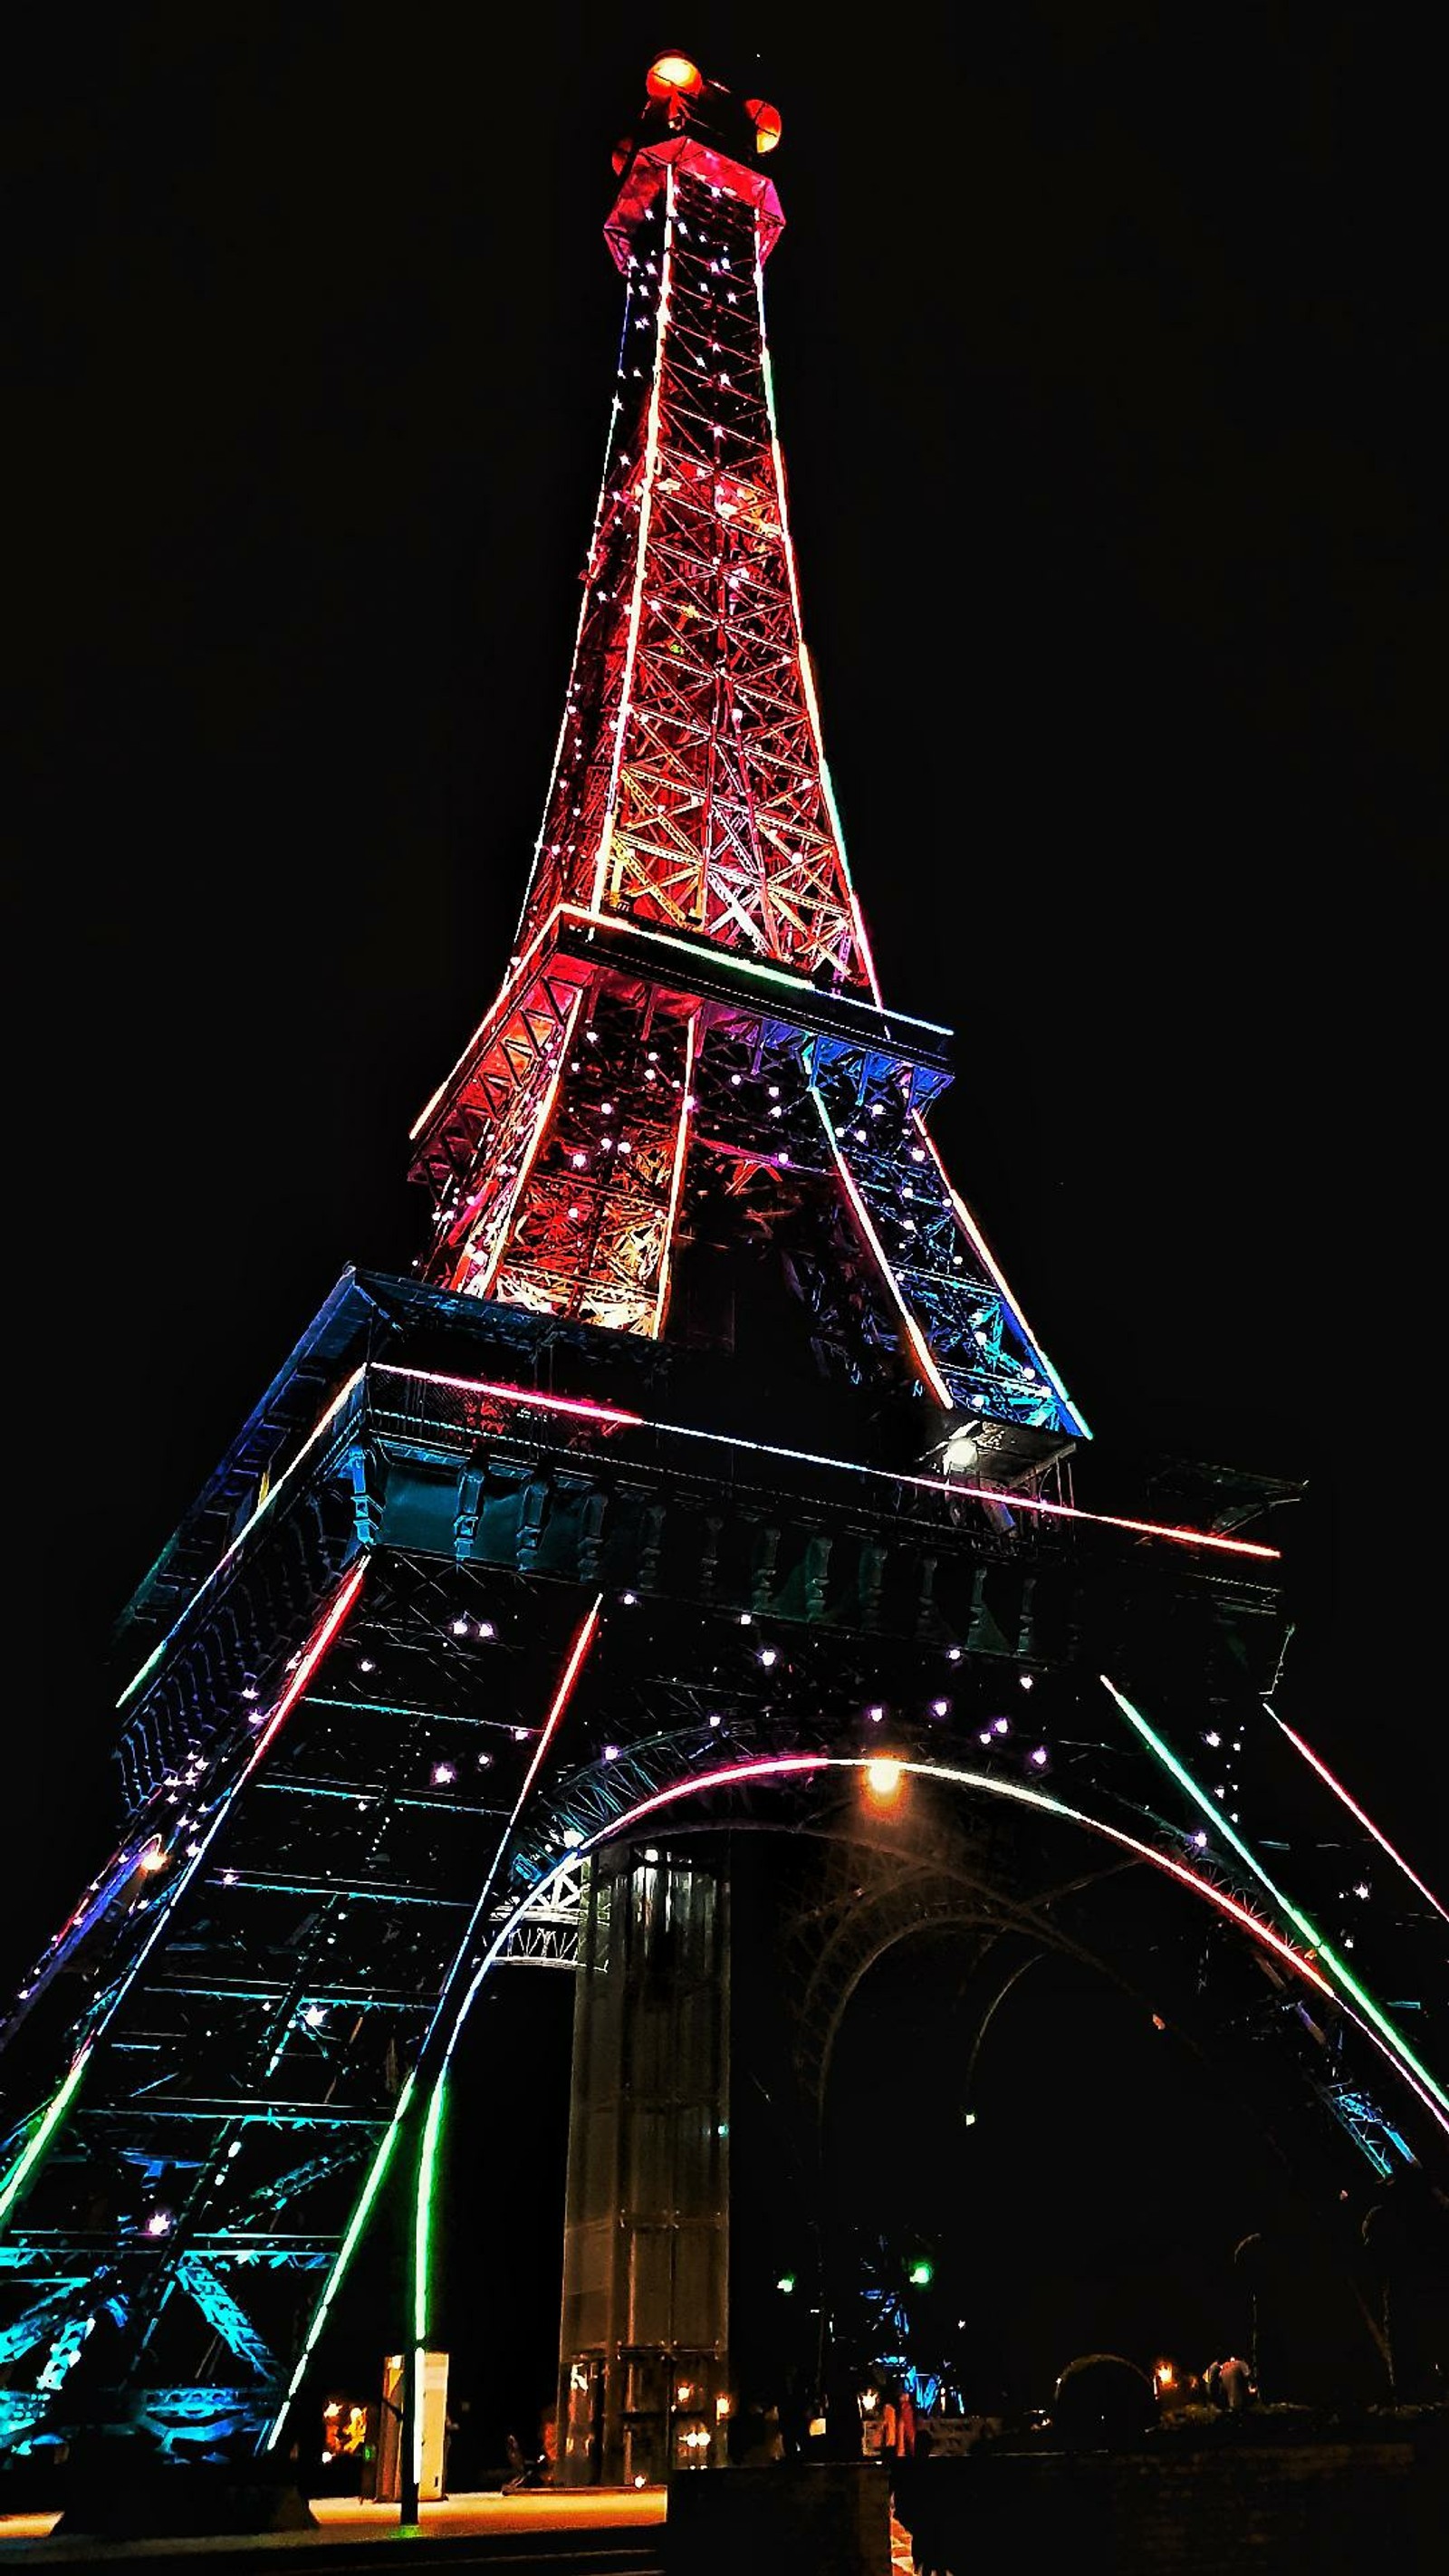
[3,53,1443,2504]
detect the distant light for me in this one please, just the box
[1204,1730,1221,1748]
[978,1730,993,1746]
[1029,1746,1049,1768]
[452,1618,468,1636]
[930,1697,950,1718]
[776,2273,796,2294]
[708,1713,722,1728]
[758,1647,778,1668]
[962,2111,977,2129]
[1192,1830,1208,1849]
[603,1744,620,1763]
[144,2209,173,2237]
[866,1758,904,1800]
[946,1646,963,1663]
[139,1847,167,1874]
[908,2258,934,2287]
[621,1591,638,1606]
[1353,1882,1370,1900]
[562,1827,584,1850]
[431,1762,456,1786]
[477,1620,495,1640]
[1019,1674,1034,1692]
[359,1658,375,1674]
[643,1847,659,1865]
[993,1717,1010,1736]
[302,2004,326,2028]
[867,1704,885,1724]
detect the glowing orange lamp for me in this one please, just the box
[646,53,704,101]
[745,97,782,152]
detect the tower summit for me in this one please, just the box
[408,54,1084,1475]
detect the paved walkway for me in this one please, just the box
[0,2489,667,2554]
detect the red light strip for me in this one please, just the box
[248,1563,369,1765]
[117,1367,369,1709]
[420,1595,604,2067]
[590,166,677,917]
[372,1365,1278,1561]
[509,1599,603,1825]
[1266,1707,1448,1924]
[89,1563,369,2062]
[451,992,584,1297]
[650,1014,697,1337]
[754,226,883,1004]
[511,276,637,953]
[601,1752,1338,1997]
[373,1364,643,1430]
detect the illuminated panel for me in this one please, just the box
[1101,1677,1448,2119]
[755,227,882,1004]
[1265,1706,1448,1925]
[650,1014,697,1336]
[0,2046,91,2229]
[590,165,677,917]
[908,1109,1089,1438]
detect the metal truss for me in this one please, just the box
[521,154,867,988]
[397,130,1085,1450]
[4,92,1440,2474]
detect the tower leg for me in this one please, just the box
[557,1845,729,2485]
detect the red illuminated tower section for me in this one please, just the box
[408,64,1085,1466]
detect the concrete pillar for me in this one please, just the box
[557,1843,730,2485]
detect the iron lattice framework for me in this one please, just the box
[3,61,1444,2469]
[405,111,1082,1460]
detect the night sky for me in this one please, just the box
[9,0,1441,2425]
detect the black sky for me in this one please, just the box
[11,6,1442,1999]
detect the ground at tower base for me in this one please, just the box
[1,2415,1446,2575]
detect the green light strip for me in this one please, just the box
[413,2078,446,2346]
[0,2049,90,2230]
[264,2071,415,2451]
[1100,1677,1447,2116]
